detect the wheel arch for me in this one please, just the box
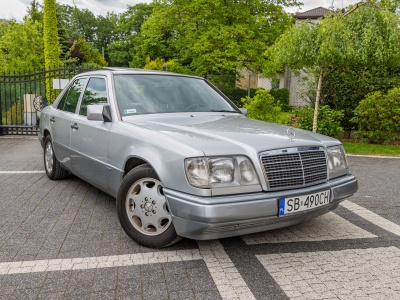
[124,156,158,178]
[44,129,51,138]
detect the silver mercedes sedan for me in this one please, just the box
[38,69,358,248]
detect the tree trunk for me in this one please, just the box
[313,62,325,132]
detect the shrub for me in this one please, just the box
[143,56,193,75]
[242,89,289,124]
[321,66,400,131]
[352,88,400,144]
[2,102,24,125]
[67,38,107,67]
[223,87,289,110]
[270,88,290,111]
[289,105,343,137]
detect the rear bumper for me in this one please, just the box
[164,174,358,240]
[38,131,44,148]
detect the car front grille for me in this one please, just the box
[260,148,327,190]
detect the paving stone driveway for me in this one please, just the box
[0,136,399,300]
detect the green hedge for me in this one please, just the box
[289,105,344,138]
[270,88,290,111]
[241,89,290,124]
[352,88,400,144]
[221,87,290,109]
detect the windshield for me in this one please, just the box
[113,74,238,116]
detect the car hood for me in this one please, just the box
[123,113,340,156]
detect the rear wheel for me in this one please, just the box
[117,164,182,248]
[43,135,69,180]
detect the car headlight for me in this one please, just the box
[327,145,348,179]
[185,156,259,188]
[209,158,234,184]
[185,158,209,187]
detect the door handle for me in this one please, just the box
[71,123,79,130]
[50,117,55,123]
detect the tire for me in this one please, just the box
[43,135,69,180]
[116,164,182,248]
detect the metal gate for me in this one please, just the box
[0,66,98,136]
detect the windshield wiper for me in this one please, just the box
[209,109,240,113]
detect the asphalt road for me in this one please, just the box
[0,136,399,300]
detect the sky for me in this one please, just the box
[0,0,361,22]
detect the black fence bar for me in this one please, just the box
[0,65,99,136]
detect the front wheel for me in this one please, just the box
[116,164,182,248]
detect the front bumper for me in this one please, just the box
[164,174,358,240]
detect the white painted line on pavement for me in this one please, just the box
[0,240,255,300]
[0,249,202,275]
[341,200,400,236]
[0,136,37,139]
[0,171,45,174]
[197,240,255,300]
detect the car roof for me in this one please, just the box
[76,68,203,80]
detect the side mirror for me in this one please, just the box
[87,105,112,122]
[239,108,248,116]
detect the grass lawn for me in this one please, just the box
[342,141,400,156]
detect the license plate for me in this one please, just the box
[278,190,330,216]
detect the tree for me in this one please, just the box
[143,56,192,74]
[66,37,107,66]
[321,65,400,130]
[25,0,43,23]
[56,5,97,42]
[43,0,60,101]
[270,1,400,132]
[43,0,60,67]
[94,13,119,59]
[55,4,119,63]
[107,3,154,67]
[134,0,298,76]
[0,21,44,72]
[379,0,400,11]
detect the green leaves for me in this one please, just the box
[339,4,400,68]
[268,2,400,134]
[242,89,290,124]
[43,0,60,69]
[43,0,60,102]
[0,21,44,72]
[269,3,400,72]
[290,105,344,137]
[135,0,295,76]
[268,21,320,71]
[321,66,400,130]
[352,87,400,144]
[66,38,107,66]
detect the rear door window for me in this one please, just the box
[57,78,87,113]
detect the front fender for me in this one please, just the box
[107,122,208,197]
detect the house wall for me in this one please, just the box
[256,71,310,107]
[236,69,258,89]
[295,19,321,25]
[236,68,312,107]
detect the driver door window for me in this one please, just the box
[79,77,108,116]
